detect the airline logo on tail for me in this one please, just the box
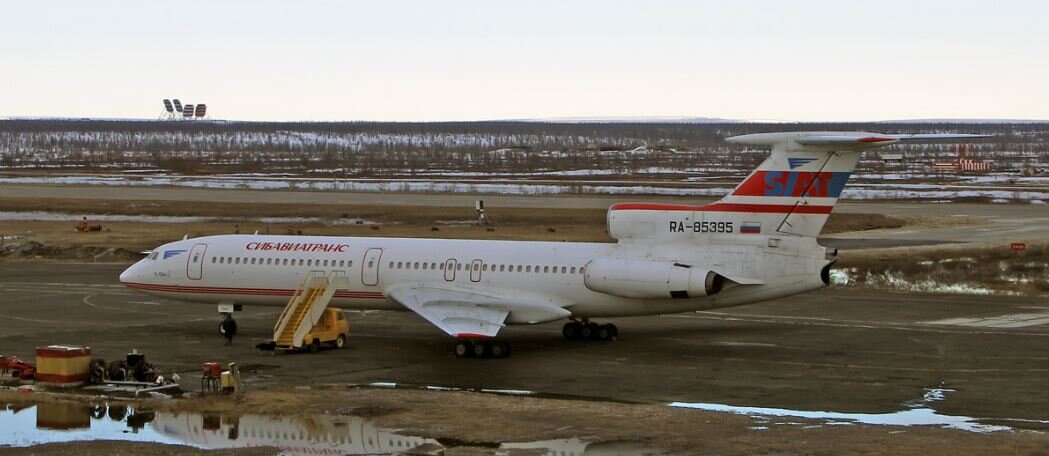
[733,171,850,198]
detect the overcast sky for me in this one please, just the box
[3,1,1047,122]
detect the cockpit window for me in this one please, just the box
[149,252,160,260]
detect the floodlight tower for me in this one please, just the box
[194,104,207,120]
[160,99,176,120]
[182,104,195,119]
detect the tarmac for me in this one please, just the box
[2,262,1047,426]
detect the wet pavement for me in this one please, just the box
[0,402,663,455]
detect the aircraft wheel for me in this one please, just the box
[472,341,489,358]
[454,340,472,358]
[581,323,599,340]
[335,335,346,349]
[597,324,612,341]
[490,341,511,358]
[562,322,580,340]
[605,323,618,340]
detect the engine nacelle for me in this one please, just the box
[584,259,724,299]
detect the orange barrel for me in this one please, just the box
[35,345,91,386]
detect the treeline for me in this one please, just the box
[0,120,1046,175]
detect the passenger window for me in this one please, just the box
[499,265,505,272]
[431,262,437,269]
[414,262,420,269]
[457,263,462,271]
[307,259,313,266]
[570,266,576,274]
[526,265,532,272]
[561,266,567,273]
[397,261,403,269]
[368,261,374,267]
[482,264,488,271]
[211,257,216,264]
[348,260,353,267]
[534,265,540,273]
[390,261,395,268]
[299,259,304,266]
[422,263,428,270]
[234,257,240,265]
[193,254,199,263]
[580,267,585,274]
[517,265,522,272]
[323,260,328,267]
[543,266,549,273]
[440,263,445,270]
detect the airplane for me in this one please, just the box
[119,131,989,358]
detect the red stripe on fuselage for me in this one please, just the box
[609,202,834,214]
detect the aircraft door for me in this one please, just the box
[361,248,383,286]
[444,258,457,281]
[470,259,482,282]
[186,243,207,280]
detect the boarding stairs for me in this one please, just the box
[272,271,349,349]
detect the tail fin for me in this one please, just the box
[607,131,989,242]
[719,131,989,237]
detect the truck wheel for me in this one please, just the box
[335,335,346,349]
[308,340,320,353]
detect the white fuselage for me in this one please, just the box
[119,233,828,321]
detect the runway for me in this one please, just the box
[2,262,1047,424]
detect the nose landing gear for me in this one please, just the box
[563,320,617,341]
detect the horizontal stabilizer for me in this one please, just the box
[728,131,991,152]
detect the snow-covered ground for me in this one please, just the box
[1,174,1046,202]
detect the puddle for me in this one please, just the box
[670,388,1034,433]
[0,402,662,455]
[0,211,381,226]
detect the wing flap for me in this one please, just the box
[387,284,570,338]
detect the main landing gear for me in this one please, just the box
[562,320,618,341]
[454,339,511,359]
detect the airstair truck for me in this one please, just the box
[263,272,350,353]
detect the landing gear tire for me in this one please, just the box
[454,341,472,358]
[335,335,346,349]
[455,340,511,358]
[489,341,511,358]
[562,322,580,340]
[564,321,617,342]
[581,323,599,340]
[471,341,489,358]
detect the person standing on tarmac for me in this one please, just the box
[221,315,237,345]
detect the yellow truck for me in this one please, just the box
[302,308,350,352]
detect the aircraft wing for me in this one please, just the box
[386,284,571,338]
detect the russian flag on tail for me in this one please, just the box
[740,222,761,234]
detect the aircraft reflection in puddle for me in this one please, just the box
[0,403,663,455]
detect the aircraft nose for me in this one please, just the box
[119,265,135,285]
